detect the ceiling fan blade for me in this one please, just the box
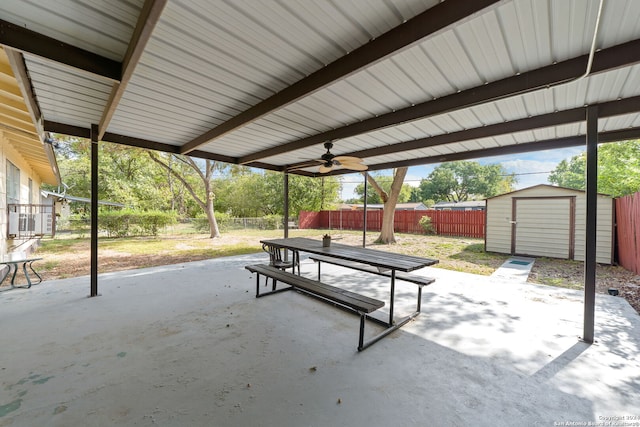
[287,159,323,171]
[318,164,334,173]
[343,162,368,171]
[333,155,363,164]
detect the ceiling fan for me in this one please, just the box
[293,142,367,173]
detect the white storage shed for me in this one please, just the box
[485,185,614,264]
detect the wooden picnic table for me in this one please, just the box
[261,237,437,273]
[0,258,43,289]
[258,237,438,350]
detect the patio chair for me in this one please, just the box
[261,243,300,288]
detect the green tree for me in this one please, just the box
[365,168,409,244]
[353,174,412,204]
[215,172,340,218]
[46,136,170,211]
[548,141,640,197]
[547,154,587,190]
[417,161,516,202]
[46,136,341,233]
[148,153,225,238]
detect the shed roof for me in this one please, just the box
[434,201,486,208]
[1,0,640,175]
[485,184,614,200]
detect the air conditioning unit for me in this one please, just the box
[8,210,20,237]
[7,207,54,237]
[33,212,54,234]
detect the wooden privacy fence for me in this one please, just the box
[616,192,640,275]
[299,209,485,238]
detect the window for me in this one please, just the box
[6,161,20,204]
[28,178,33,204]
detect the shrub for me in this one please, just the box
[99,210,176,237]
[192,212,233,232]
[419,215,436,235]
[261,214,283,230]
[192,214,209,233]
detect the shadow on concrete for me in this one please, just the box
[1,253,637,425]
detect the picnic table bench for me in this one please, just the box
[245,264,385,351]
[0,257,43,289]
[309,254,436,288]
[251,238,438,351]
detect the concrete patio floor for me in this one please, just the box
[1,253,639,426]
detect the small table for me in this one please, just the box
[0,258,43,289]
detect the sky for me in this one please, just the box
[339,146,586,201]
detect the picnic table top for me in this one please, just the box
[260,237,438,273]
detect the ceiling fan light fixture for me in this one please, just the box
[316,141,368,173]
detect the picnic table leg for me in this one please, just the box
[358,312,366,351]
[292,250,300,275]
[388,270,396,326]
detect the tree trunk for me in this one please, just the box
[148,153,222,238]
[205,192,220,238]
[368,167,408,244]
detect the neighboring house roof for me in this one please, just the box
[41,190,125,207]
[0,47,60,185]
[345,202,428,210]
[434,201,486,209]
[485,184,613,200]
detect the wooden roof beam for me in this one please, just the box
[4,48,45,136]
[241,38,640,164]
[0,18,121,82]
[179,0,501,155]
[322,127,640,176]
[98,0,168,139]
[285,95,640,170]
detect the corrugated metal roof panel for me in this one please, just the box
[24,55,111,127]
[2,0,640,176]
[107,0,439,142]
[0,0,142,61]
[602,113,640,131]
[105,0,640,168]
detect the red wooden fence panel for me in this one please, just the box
[298,211,320,229]
[429,210,485,238]
[616,193,640,275]
[299,209,485,238]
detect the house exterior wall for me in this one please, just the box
[0,130,45,260]
[485,185,614,264]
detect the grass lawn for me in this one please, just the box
[35,228,506,279]
[31,226,639,315]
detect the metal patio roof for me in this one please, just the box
[1,0,640,177]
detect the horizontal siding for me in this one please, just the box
[515,245,567,259]
[573,193,614,264]
[485,198,511,253]
[515,198,570,258]
[486,186,613,264]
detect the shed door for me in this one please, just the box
[512,197,574,259]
